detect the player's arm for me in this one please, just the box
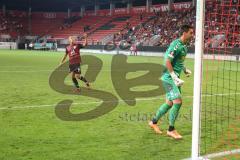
[165,59,174,73]
[165,59,184,86]
[81,34,88,47]
[165,44,184,86]
[77,34,88,49]
[60,49,68,65]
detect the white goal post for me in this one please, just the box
[191,0,205,159]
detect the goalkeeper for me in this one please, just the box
[149,25,194,139]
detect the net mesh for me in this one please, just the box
[201,0,240,155]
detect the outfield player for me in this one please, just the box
[149,25,194,139]
[130,43,137,56]
[60,35,90,92]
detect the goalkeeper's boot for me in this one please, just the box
[167,130,182,140]
[149,121,162,134]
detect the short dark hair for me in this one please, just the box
[180,25,193,35]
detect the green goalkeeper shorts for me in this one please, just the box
[162,79,181,101]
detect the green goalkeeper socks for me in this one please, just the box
[152,103,171,124]
[169,103,182,127]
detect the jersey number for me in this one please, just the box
[70,49,76,56]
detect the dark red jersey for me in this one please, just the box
[65,44,83,64]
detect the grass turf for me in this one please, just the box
[0,49,239,160]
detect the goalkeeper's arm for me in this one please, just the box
[166,59,184,86]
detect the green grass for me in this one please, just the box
[0,49,239,160]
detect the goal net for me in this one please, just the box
[193,0,240,159]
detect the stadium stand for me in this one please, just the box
[0,1,239,48]
[0,10,27,38]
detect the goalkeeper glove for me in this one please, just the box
[184,68,192,77]
[170,72,184,86]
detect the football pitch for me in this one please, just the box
[0,49,239,160]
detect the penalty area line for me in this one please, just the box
[0,92,240,111]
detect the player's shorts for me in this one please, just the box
[69,63,81,74]
[162,79,181,101]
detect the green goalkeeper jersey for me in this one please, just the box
[161,38,188,81]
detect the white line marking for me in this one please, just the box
[0,70,57,73]
[183,148,240,160]
[0,92,240,111]
[203,149,240,159]
[0,68,223,73]
[0,69,136,73]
